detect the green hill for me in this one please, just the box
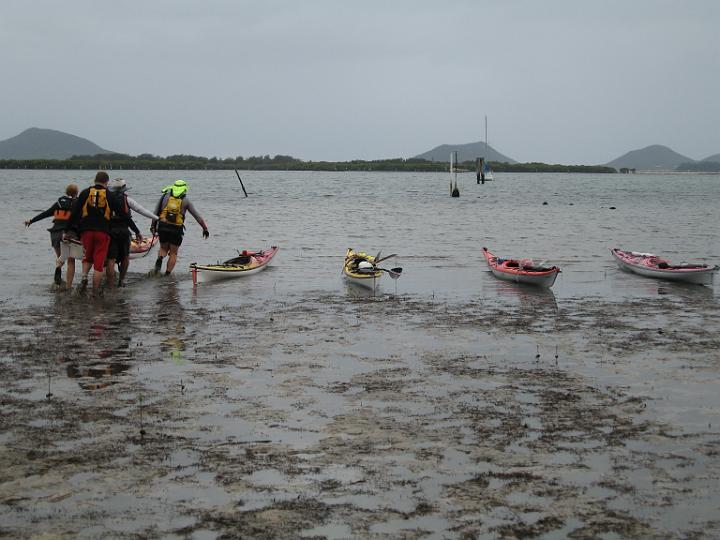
[0,127,114,160]
[413,141,516,163]
[606,144,694,171]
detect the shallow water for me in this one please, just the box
[3,169,718,304]
[1,170,719,538]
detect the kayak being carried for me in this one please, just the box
[129,234,159,259]
[190,246,278,285]
[611,248,717,286]
[482,247,560,288]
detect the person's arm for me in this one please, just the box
[127,217,141,236]
[151,193,165,232]
[25,203,57,226]
[184,199,209,238]
[127,197,159,220]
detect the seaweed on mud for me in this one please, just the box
[1,288,720,538]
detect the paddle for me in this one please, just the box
[234,169,248,197]
[375,253,397,264]
[379,267,403,279]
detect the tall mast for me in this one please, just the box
[485,115,488,158]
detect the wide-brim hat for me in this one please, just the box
[109,178,130,192]
[171,179,188,197]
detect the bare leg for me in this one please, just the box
[92,267,104,290]
[54,246,63,269]
[155,242,170,274]
[53,246,63,284]
[166,244,180,274]
[119,256,130,283]
[66,259,76,287]
[106,259,116,289]
[78,261,90,291]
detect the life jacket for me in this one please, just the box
[53,195,74,222]
[110,193,130,221]
[159,194,184,226]
[81,186,111,221]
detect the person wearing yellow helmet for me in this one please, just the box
[151,180,209,275]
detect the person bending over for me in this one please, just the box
[151,180,209,275]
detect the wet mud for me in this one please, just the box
[1,278,720,538]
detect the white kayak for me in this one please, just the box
[611,248,717,286]
[190,247,278,285]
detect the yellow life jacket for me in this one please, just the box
[81,187,111,221]
[160,195,184,226]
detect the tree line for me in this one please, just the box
[0,153,617,173]
[675,161,720,172]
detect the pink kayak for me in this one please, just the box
[190,247,279,285]
[611,248,717,286]
[482,247,560,288]
[129,235,159,259]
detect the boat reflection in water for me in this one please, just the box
[655,282,715,302]
[344,280,381,299]
[482,278,559,313]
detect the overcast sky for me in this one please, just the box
[2,0,718,163]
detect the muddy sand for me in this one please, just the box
[1,277,719,539]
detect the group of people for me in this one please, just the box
[25,171,210,294]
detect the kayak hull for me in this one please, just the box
[343,248,382,290]
[611,248,717,286]
[482,247,560,288]
[129,235,159,259]
[190,247,279,284]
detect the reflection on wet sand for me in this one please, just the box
[50,294,135,391]
[2,263,720,538]
[482,278,559,312]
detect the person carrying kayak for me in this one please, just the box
[106,178,158,288]
[67,171,128,293]
[24,183,79,285]
[151,180,209,275]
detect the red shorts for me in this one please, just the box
[81,231,111,272]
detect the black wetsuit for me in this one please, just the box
[29,195,76,249]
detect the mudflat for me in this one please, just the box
[1,275,719,539]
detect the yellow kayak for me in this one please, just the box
[343,248,383,290]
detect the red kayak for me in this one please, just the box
[482,247,560,288]
[129,235,159,259]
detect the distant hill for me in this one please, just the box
[413,141,516,163]
[606,144,694,171]
[0,127,114,159]
[702,153,720,162]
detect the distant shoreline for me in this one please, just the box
[0,155,617,174]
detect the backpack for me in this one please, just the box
[82,187,111,221]
[160,195,184,226]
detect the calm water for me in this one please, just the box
[3,169,720,538]
[1,169,718,304]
